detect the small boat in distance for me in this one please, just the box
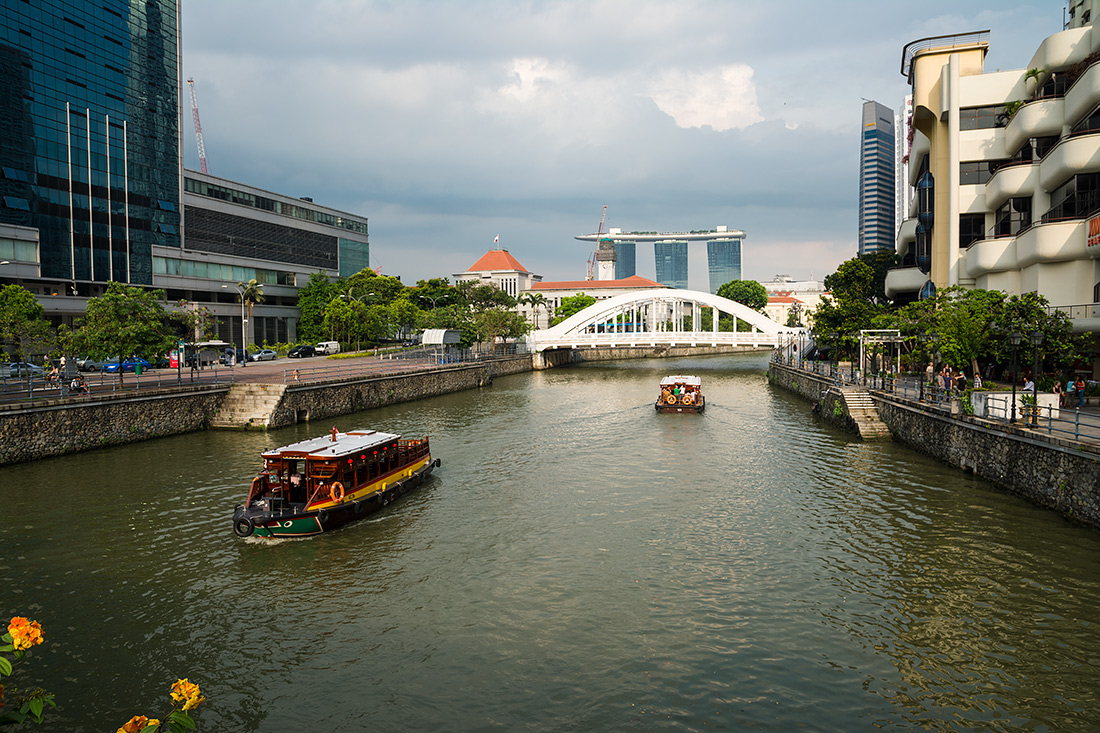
[232,426,440,539]
[656,375,705,413]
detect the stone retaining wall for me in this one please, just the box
[768,361,1100,528]
[269,356,532,428]
[0,386,227,465]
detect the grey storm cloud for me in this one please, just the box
[182,0,1054,286]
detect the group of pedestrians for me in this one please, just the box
[1053,376,1087,408]
[925,363,977,395]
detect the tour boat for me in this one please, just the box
[232,426,440,539]
[656,375,705,413]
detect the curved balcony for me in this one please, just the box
[965,237,1017,278]
[1015,219,1087,268]
[1028,26,1091,74]
[884,266,927,299]
[896,218,917,259]
[985,162,1040,210]
[1065,61,1100,124]
[1005,98,1064,153]
[908,133,930,187]
[1039,132,1100,190]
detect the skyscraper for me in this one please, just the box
[858,100,897,256]
[614,241,636,280]
[706,236,743,293]
[654,240,688,289]
[0,0,182,285]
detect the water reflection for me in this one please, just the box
[2,354,1099,731]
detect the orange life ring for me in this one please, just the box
[329,482,345,503]
[665,394,676,404]
[683,393,693,405]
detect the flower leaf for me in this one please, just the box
[0,655,11,676]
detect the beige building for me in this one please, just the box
[526,276,668,329]
[887,2,1100,350]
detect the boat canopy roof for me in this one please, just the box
[263,429,400,460]
[660,375,701,387]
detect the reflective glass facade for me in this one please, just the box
[859,100,896,256]
[614,241,635,280]
[654,240,688,289]
[706,237,742,293]
[0,0,180,284]
[338,238,369,277]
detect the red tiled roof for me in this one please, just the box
[533,275,665,290]
[768,295,802,304]
[466,249,530,273]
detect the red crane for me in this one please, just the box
[187,78,209,173]
[586,205,607,281]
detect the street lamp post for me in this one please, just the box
[1031,330,1044,426]
[1009,331,1022,423]
[918,334,926,402]
[222,283,262,367]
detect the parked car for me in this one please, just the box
[288,345,316,358]
[315,341,340,355]
[77,356,110,372]
[103,357,152,373]
[6,362,44,377]
[250,348,277,362]
[220,348,248,365]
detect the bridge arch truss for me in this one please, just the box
[529,288,803,352]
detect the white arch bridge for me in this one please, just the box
[527,289,804,352]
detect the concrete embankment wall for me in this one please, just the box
[270,356,532,428]
[0,386,227,465]
[767,362,1100,528]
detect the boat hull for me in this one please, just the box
[233,457,440,539]
[655,399,705,413]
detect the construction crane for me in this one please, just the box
[586,204,607,281]
[187,78,209,173]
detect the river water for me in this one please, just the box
[3,354,1100,731]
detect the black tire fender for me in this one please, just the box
[233,517,255,538]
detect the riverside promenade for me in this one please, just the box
[768,357,1100,529]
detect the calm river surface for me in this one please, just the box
[4,354,1100,731]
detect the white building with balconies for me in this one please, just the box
[888,3,1100,348]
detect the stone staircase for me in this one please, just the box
[837,387,892,440]
[211,383,287,429]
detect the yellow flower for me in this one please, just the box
[116,714,159,732]
[7,616,43,651]
[170,678,205,711]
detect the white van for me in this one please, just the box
[315,341,340,355]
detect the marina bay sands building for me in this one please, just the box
[575,226,745,293]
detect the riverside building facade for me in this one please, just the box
[0,0,369,346]
[887,3,1100,360]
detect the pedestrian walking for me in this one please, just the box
[1053,379,1063,407]
[1076,377,1086,407]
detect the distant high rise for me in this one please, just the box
[614,241,636,280]
[859,100,897,256]
[706,236,743,293]
[654,240,688,289]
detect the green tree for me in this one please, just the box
[0,284,51,365]
[236,279,265,350]
[472,309,530,347]
[517,292,551,329]
[296,272,338,344]
[387,294,421,341]
[551,294,596,325]
[412,278,455,310]
[823,258,876,303]
[716,279,768,312]
[343,269,406,304]
[68,282,175,387]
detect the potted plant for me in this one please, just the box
[1024,67,1044,95]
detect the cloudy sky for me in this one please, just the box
[181,0,1055,289]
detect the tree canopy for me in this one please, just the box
[551,294,597,325]
[716,280,768,312]
[0,284,51,362]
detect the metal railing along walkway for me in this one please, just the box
[281,344,529,385]
[0,366,236,404]
[773,354,1100,445]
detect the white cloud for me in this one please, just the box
[648,65,764,131]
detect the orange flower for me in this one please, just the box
[116,714,159,732]
[170,678,205,711]
[7,617,43,651]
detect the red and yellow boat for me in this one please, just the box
[232,427,439,539]
[656,375,705,413]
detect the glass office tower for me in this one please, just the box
[858,100,896,256]
[706,237,742,293]
[0,0,180,286]
[654,240,688,289]
[614,241,635,280]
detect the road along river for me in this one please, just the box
[3,354,1099,730]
